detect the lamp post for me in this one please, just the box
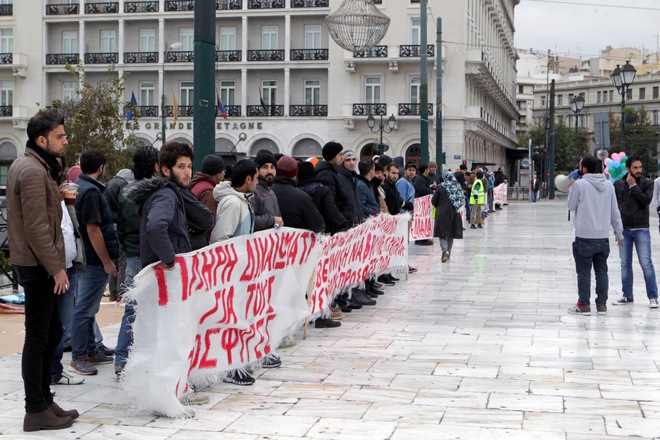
[367,113,396,155]
[570,95,585,160]
[610,60,637,149]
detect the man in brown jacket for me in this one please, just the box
[7,110,79,431]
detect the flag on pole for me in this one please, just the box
[216,88,228,120]
[172,91,178,124]
[127,91,137,121]
[258,87,268,116]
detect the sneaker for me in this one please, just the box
[278,335,296,349]
[377,275,395,286]
[89,350,113,365]
[567,302,591,315]
[97,344,115,356]
[180,391,210,406]
[388,274,400,282]
[261,354,282,368]
[650,298,659,309]
[612,296,634,305]
[114,364,125,379]
[477,224,483,229]
[596,304,607,315]
[315,318,342,328]
[408,266,418,273]
[330,306,343,320]
[222,370,255,386]
[441,251,450,263]
[470,224,477,229]
[52,372,84,386]
[69,358,98,376]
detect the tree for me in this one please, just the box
[522,121,590,175]
[609,107,658,175]
[52,65,142,179]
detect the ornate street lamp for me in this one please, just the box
[326,0,390,52]
[367,113,396,155]
[611,60,637,149]
[570,95,585,159]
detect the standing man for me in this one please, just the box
[7,110,79,431]
[567,155,623,315]
[251,152,283,231]
[70,150,119,376]
[531,172,540,203]
[612,156,659,308]
[427,161,442,186]
[396,162,416,212]
[469,170,486,229]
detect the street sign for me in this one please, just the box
[593,112,611,150]
[453,155,461,160]
[521,158,530,168]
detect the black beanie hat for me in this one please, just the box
[201,154,225,175]
[254,152,278,169]
[378,155,393,167]
[298,161,316,180]
[322,141,343,161]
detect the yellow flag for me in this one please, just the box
[172,91,178,124]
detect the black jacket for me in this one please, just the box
[125,176,191,267]
[179,188,214,250]
[336,166,364,225]
[412,174,434,198]
[382,178,406,215]
[432,186,463,240]
[316,161,360,226]
[614,176,654,229]
[271,177,325,233]
[298,178,349,234]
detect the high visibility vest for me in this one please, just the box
[470,179,485,205]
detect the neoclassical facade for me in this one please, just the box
[0,0,519,187]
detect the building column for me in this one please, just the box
[284,68,290,117]
[118,19,124,66]
[79,20,85,64]
[241,68,247,118]
[242,16,248,61]
[159,18,165,105]
[284,14,291,62]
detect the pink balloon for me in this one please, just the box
[604,158,611,165]
[611,153,621,162]
[604,167,610,176]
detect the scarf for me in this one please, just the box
[441,170,464,211]
[25,139,62,182]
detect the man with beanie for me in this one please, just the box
[356,159,379,217]
[339,150,365,225]
[8,110,79,431]
[317,141,359,226]
[271,156,325,233]
[191,154,225,220]
[298,162,348,234]
[251,152,283,231]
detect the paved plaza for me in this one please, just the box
[0,199,659,439]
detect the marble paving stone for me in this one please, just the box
[477,427,565,440]
[77,403,156,427]
[599,383,660,400]
[210,394,298,416]
[339,385,417,404]
[224,414,318,437]
[368,358,437,375]
[497,366,564,381]
[604,415,660,437]
[529,380,602,398]
[413,389,489,409]
[458,377,530,395]
[441,407,523,429]
[639,401,660,418]
[285,398,371,419]
[1,422,99,438]
[433,365,500,379]
[390,423,480,440]
[268,382,349,400]
[146,407,241,431]
[487,392,563,412]
[304,417,397,439]
[564,396,641,416]
[563,368,632,385]
[80,424,179,439]
[169,430,258,440]
[523,412,606,435]
[362,402,444,424]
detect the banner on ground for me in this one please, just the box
[309,214,409,316]
[409,195,433,241]
[494,183,507,205]
[123,228,321,417]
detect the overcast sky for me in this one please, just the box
[514,0,660,59]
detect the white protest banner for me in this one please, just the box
[123,228,321,417]
[494,183,508,205]
[309,214,409,316]
[409,195,433,241]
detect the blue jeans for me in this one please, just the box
[573,238,610,305]
[52,267,77,381]
[71,265,109,360]
[619,228,658,300]
[531,190,538,203]
[115,256,141,368]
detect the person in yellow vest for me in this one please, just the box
[470,170,486,229]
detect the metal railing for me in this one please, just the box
[165,51,194,62]
[216,0,242,9]
[399,44,435,57]
[248,0,284,9]
[290,49,328,61]
[137,106,159,117]
[247,50,284,61]
[291,0,328,7]
[46,4,79,15]
[165,105,194,117]
[124,52,158,63]
[354,45,387,58]
[85,2,118,13]
[164,0,194,11]
[222,105,241,117]
[0,4,12,15]
[124,1,159,12]
[215,50,241,62]
[398,103,433,116]
[46,54,80,65]
[0,106,12,117]
[0,53,12,64]
[289,105,327,117]
[85,53,118,64]
[352,103,386,116]
[247,105,284,116]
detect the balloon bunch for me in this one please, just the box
[604,152,628,183]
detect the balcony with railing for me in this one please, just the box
[0,54,12,64]
[165,105,194,117]
[248,0,284,9]
[46,3,79,15]
[46,54,80,65]
[137,106,159,117]
[290,105,327,117]
[222,105,241,117]
[216,0,242,9]
[247,50,284,62]
[247,105,284,117]
[352,103,386,116]
[164,0,193,11]
[399,45,435,57]
[0,106,12,117]
[124,52,158,63]
[0,4,12,15]
[85,2,118,13]
[398,103,433,116]
[290,49,328,61]
[215,50,241,62]
[85,53,119,64]
[291,0,328,7]
[124,1,159,12]
[353,46,387,58]
[166,51,194,62]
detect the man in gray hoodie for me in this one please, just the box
[567,155,624,315]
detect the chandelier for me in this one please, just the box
[326,0,390,52]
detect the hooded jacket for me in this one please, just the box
[211,181,254,242]
[104,169,134,223]
[298,177,349,234]
[614,175,654,229]
[250,177,281,231]
[336,165,364,225]
[356,175,380,217]
[568,173,623,241]
[271,176,325,233]
[190,172,219,220]
[124,176,190,267]
[179,188,214,250]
